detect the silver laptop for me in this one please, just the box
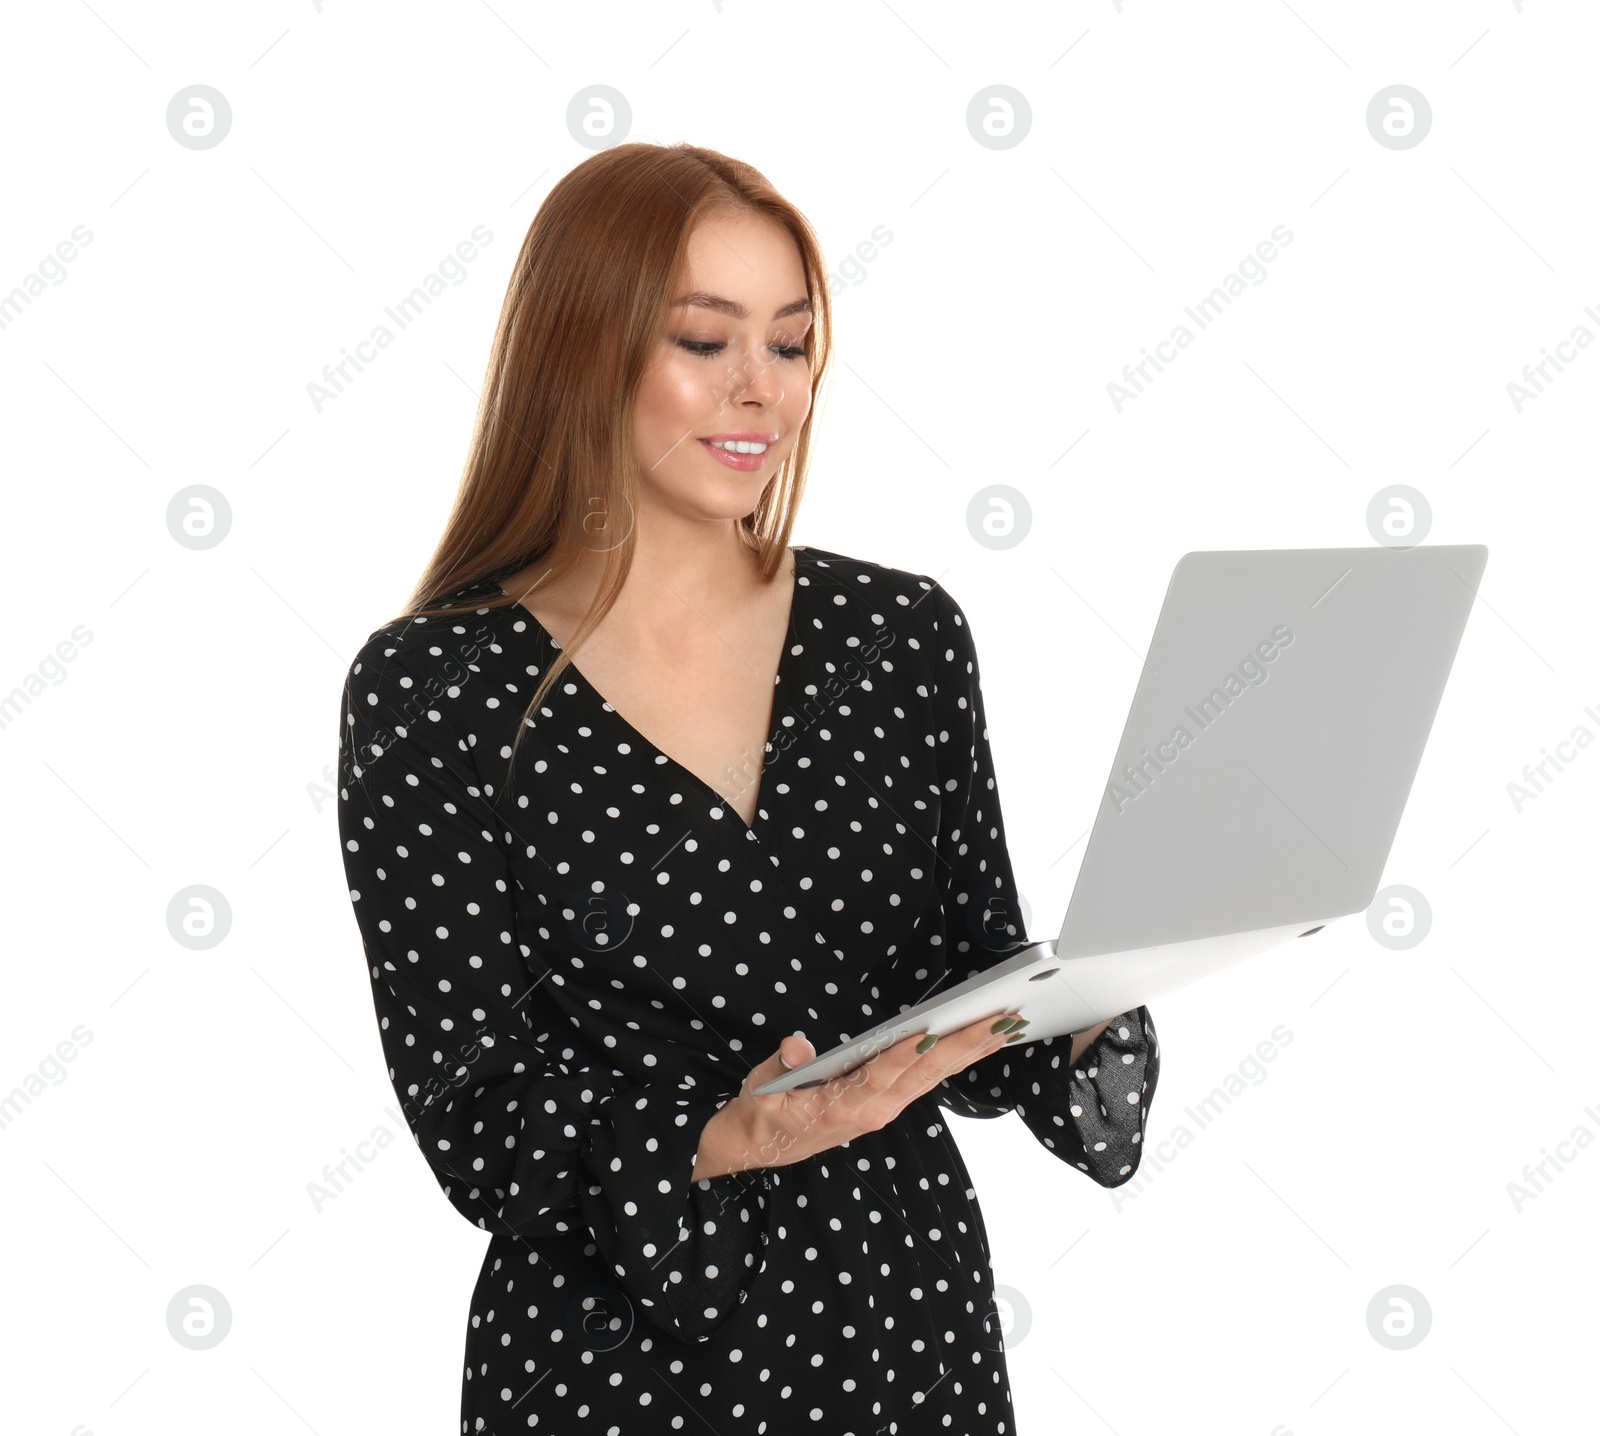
[756,543,1488,1096]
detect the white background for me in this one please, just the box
[2,2,1596,1433]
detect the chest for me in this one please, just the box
[584,639,783,826]
[494,613,948,1026]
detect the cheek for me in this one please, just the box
[639,359,719,431]
[779,381,812,436]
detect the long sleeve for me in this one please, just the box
[336,638,772,1341]
[921,582,1160,1188]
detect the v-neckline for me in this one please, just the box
[497,548,807,837]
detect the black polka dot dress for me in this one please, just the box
[336,545,1159,1434]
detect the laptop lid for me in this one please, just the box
[1054,544,1487,960]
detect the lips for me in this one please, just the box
[698,437,770,472]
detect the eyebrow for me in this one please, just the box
[671,292,813,321]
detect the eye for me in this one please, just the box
[677,338,808,361]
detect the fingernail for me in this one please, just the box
[915,1033,939,1054]
[990,1017,1011,1034]
[1005,1032,1027,1043]
[778,1053,793,1070]
[1010,1016,1031,1029]
[997,1017,1026,1033]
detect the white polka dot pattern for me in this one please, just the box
[336,546,1159,1433]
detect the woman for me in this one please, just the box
[337,142,1158,1434]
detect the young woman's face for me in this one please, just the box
[632,210,813,530]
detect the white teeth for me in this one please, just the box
[707,439,769,454]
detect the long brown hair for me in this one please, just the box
[391,142,834,793]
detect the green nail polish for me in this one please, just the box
[1005,1032,1026,1043]
[915,1033,939,1053]
[990,1017,1011,1034]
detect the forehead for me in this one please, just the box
[677,211,810,314]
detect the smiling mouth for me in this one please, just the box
[698,436,775,471]
[701,437,774,454]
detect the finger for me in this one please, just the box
[780,1033,816,1072]
[888,1010,1015,1072]
[827,1010,1021,1124]
[842,1025,954,1093]
[857,1010,1004,1112]
[938,1009,1025,1061]
[876,1012,1020,1109]
[746,1034,815,1097]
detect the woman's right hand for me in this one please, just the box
[691,1010,1030,1182]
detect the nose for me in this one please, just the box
[718,339,788,411]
